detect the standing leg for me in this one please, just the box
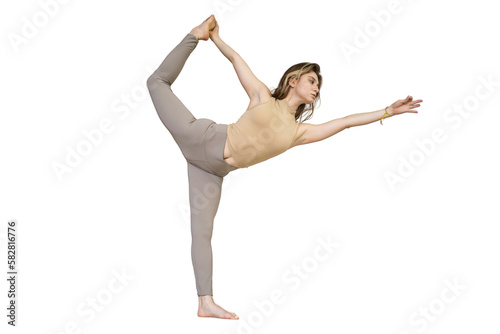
[187,162,223,296]
[188,162,238,320]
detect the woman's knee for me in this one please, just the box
[147,75,172,92]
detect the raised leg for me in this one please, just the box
[146,33,199,143]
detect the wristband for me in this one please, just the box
[380,107,393,125]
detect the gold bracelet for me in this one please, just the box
[380,107,393,125]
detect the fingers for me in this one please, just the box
[405,96,423,103]
[404,97,423,105]
[398,95,411,103]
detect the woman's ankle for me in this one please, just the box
[199,294,213,298]
[189,30,200,40]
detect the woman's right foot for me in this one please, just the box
[190,15,216,41]
[197,295,239,320]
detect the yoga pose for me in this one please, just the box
[147,14,422,320]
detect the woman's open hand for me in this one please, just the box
[209,19,220,40]
[388,95,423,116]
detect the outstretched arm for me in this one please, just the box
[209,20,269,101]
[292,96,423,146]
[344,95,422,127]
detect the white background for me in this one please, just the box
[1,0,499,333]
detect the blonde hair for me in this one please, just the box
[271,62,322,123]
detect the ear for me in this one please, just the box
[288,76,297,88]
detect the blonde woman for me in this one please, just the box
[147,14,422,320]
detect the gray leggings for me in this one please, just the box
[147,33,240,296]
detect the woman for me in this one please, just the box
[147,14,422,320]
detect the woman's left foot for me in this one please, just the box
[190,15,216,41]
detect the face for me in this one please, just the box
[290,71,320,104]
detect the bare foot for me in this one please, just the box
[190,14,216,41]
[198,295,239,320]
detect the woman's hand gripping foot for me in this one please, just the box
[190,14,216,41]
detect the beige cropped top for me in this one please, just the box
[226,97,305,168]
